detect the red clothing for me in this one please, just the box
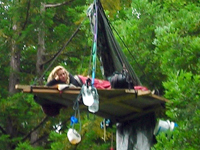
[78,75,149,91]
[78,75,111,89]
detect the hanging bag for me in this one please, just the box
[110,69,134,89]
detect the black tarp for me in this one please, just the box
[87,0,141,86]
[116,113,156,150]
[87,1,157,149]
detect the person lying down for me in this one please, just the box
[34,65,146,116]
[46,65,111,89]
[34,65,112,116]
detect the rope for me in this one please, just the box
[91,0,98,86]
[111,132,113,149]
[95,2,140,86]
[87,42,93,77]
[103,119,106,142]
[72,93,82,132]
[109,22,144,82]
[112,20,157,88]
[33,17,87,85]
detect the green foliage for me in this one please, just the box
[0,135,11,150]
[151,2,200,149]
[0,92,44,148]
[48,114,114,150]
[111,0,164,90]
[153,71,200,149]
[153,3,200,75]
[1,0,200,149]
[49,131,69,150]
[16,142,43,150]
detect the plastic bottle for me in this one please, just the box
[88,88,99,113]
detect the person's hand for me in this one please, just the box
[55,74,59,80]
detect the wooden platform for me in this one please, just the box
[15,84,168,123]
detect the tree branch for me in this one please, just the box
[41,17,84,66]
[44,0,74,9]
[22,0,31,31]
[22,116,49,142]
[30,117,71,145]
[0,125,7,134]
[31,133,49,145]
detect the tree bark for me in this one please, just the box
[36,3,46,85]
[8,24,20,150]
[9,37,20,94]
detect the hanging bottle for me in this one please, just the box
[88,87,99,113]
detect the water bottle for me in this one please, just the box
[88,88,99,113]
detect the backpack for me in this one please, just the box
[110,72,134,89]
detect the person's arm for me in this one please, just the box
[46,79,65,86]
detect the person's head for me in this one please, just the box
[47,66,70,84]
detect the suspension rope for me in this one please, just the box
[97,5,141,85]
[91,0,98,86]
[109,22,146,81]
[87,42,93,77]
[111,21,156,87]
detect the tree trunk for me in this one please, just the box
[9,38,20,94]
[7,19,21,148]
[36,2,46,85]
[31,3,46,146]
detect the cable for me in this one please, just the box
[97,2,141,85]
[109,22,144,82]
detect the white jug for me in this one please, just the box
[154,120,178,136]
[81,85,94,106]
[67,128,81,144]
[88,88,99,113]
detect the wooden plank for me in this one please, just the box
[150,94,169,102]
[15,84,168,122]
[30,89,80,94]
[125,89,151,96]
[16,84,152,98]
[15,84,34,90]
[16,84,81,94]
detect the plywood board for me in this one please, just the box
[15,84,168,122]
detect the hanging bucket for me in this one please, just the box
[67,128,81,144]
[154,120,178,136]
